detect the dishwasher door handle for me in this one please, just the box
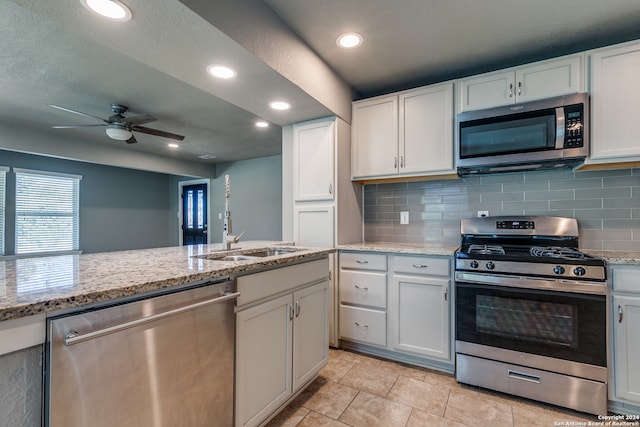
[64,291,240,346]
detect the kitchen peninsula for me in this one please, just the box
[0,241,333,427]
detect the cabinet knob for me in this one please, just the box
[518,81,522,96]
[355,322,369,329]
[356,260,369,265]
[509,83,514,98]
[400,156,404,168]
[394,157,398,168]
[328,184,332,194]
[355,284,369,291]
[412,264,428,269]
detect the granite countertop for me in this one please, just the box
[337,242,640,265]
[337,242,458,256]
[585,250,640,266]
[0,241,334,322]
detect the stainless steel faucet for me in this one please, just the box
[222,174,244,250]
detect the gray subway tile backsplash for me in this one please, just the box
[363,168,640,251]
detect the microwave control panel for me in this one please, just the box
[564,104,584,148]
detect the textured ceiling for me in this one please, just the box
[2,0,640,175]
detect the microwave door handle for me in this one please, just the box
[555,106,565,149]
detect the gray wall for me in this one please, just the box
[211,155,283,243]
[1,150,182,254]
[364,167,640,251]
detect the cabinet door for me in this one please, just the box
[293,119,335,201]
[399,83,454,174]
[458,70,514,112]
[293,281,329,391]
[516,55,582,103]
[294,205,335,247]
[612,294,640,403]
[235,294,293,427]
[351,95,398,178]
[590,42,640,160]
[390,274,450,360]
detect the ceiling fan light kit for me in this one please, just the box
[105,124,132,140]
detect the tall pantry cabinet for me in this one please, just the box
[282,116,363,346]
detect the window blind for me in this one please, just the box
[0,167,8,255]
[14,169,82,255]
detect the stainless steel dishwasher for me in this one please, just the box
[45,279,238,427]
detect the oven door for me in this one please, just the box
[455,275,606,369]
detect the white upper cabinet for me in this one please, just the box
[458,54,584,112]
[352,82,454,180]
[588,40,640,162]
[351,95,399,178]
[293,120,335,201]
[399,84,454,175]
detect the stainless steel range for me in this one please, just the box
[454,216,607,415]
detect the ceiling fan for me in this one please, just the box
[49,103,185,144]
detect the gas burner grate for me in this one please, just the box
[468,244,505,255]
[530,246,586,260]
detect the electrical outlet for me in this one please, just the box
[477,211,489,217]
[400,211,409,225]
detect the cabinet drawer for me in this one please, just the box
[611,266,640,293]
[339,305,386,347]
[340,252,387,271]
[393,255,450,277]
[340,270,386,309]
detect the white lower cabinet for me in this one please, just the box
[338,251,453,370]
[235,260,329,427]
[390,274,450,359]
[611,265,640,408]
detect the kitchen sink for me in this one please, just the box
[201,247,304,262]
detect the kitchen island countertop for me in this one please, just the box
[0,241,334,322]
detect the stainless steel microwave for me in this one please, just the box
[456,93,589,175]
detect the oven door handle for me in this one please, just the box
[454,271,606,295]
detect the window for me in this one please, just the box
[14,169,81,255]
[0,167,7,255]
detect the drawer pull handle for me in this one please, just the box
[355,322,369,329]
[356,260,369,264]
[413,264,428,269]
[355,285,369,291]
[508,370,540,384]
[618,305,623,323]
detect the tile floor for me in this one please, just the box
[266,348,599,427]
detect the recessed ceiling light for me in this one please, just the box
[168,143,179,148]
[206,65,238,79]
[255,120,269,128]
[198,154,217,160]
[337,32,363,48]
[269,101,291,111]
[80,0,132,22]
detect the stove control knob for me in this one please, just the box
[470,260,479,269]
[486,262,495,270]
[573,266,586,276]
[553,265,565,275]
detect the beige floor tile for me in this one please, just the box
[444,387,514,427]
[298,411,352,427]
[387,376,450,416]
[338,362,399,397]
[339,391,412,427]
[296,377,358,419]
[319,356,355,382]
[422,369,459,389]
[333,349,382,367]
[407,408,470,427]
[377,359,427,380]
[265,404,310,427]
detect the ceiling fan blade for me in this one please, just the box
[126,134,138,144]
[132,126,185,141]
[124,114,157,126]
[52,124,108,128]
[48,104,108,123]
